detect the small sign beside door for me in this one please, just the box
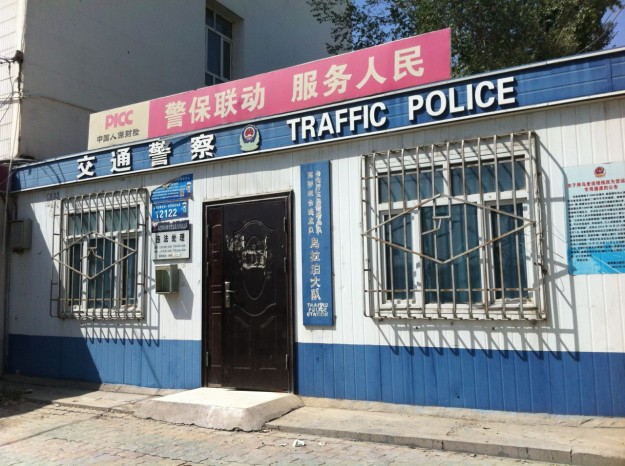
[151,174,192,260]
[301,161,334,326]
[153,220,190,260]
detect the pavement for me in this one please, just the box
[1,375,624,465]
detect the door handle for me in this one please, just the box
[224,281,235,308]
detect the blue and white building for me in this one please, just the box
[6,43,625,417]
[0,0,333,381]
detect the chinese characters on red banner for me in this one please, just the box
[146,29,450,140]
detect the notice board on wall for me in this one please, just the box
[565,162,625,275]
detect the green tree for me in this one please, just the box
[309,0,623,76]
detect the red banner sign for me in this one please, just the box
[89,29,451,149]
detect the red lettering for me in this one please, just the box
[105,110,134,129]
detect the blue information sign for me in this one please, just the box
[151,201,188,222]
[565,162,625,274]
[151,174,193,203]
[301,161,334,326]
[12,51,625,193]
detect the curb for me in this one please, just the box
[20,395,143,414]
[265,421,573,464]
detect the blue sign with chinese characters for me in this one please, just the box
[11,50,625,192]
[151,174,193,203]
[301,161,334,326]
[565,162,625,274]
[151,201,188,222]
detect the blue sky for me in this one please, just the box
[607,6,625,48]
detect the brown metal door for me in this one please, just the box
[204,195,292,392]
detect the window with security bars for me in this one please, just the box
[361,132,545,320]
[52,189,148,320]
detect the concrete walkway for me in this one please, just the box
[2,376,624,465]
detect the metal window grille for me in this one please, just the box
[51,189,148,320]
[361,132,545,320]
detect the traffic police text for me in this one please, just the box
[286,77,516,142]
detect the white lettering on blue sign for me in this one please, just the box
[190,133,215,160]
[151,201,188,221]
[301,161,334,326]
[77,155,96,179]
[408,77,516,121]
[111,147,132,173]
[287,103,387,141]
[149,139,172,167]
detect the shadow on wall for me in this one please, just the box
[5,201,200,389]
[296,105,625,417]
[295,338,625,416]
[7,333,200,389]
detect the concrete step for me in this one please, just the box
[134,387,303,431]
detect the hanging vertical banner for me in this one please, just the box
[301,161,334,326]
[565,162,625,274]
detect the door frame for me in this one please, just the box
[202,191,294,392]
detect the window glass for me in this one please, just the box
[206,30,221,75]
[205,5,233,84]
[421,205,481,304]
[383,214,413,300]
[68,212,96,236]
[216,13,232,37]
[378,171,445,203]
[451,161,526,196]
[105,207,138,232]
[87,239,114,309]
[491,204,528,299]
[223,40,231,80]
[68,243,82,306]
[122,238,137,305]
[205,7,214,28]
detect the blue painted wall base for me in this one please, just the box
[8,334,625,416]
[8,334,201,389]
[295,343,625,417]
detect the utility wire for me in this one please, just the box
[578,5,625,54]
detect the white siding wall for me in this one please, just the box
[9,97,625,357]
[298,97,625,356]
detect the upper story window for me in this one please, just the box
[206,5,233,86]
[362,132,545,321]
